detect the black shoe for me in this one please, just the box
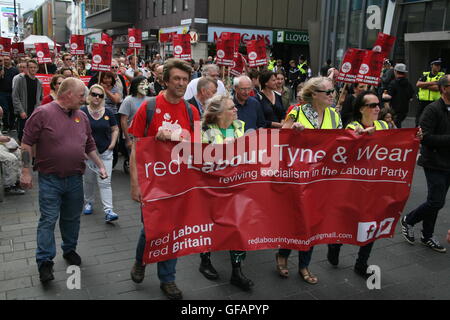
[401,216,415,245]
[130,261,146,283]
[327,245,340,266]
[230,267,254,291]
[38,261,55,283]
[63,250,82,266]
[199,255,219,280]
[160,282,183,300]
[421,236,447,253]
[353,263,370,280]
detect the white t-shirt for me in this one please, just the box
[184,78,227,100]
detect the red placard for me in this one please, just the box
[37,74,92,96]
[246,39,267,67]
[337,48,367,84]
[128,28,142,49]
[220,32,240,48]
[11,42,25,58]
[215,39,235,67]
[373,33,397,56]
[91,43,112,72]
[159,32,176,43]
[70,35,85,55]
[137,129,420,264]
[101,33,113,46]
[172,34,192,61]
[34,43,52,64]
[0,37,11,56]
[356,50,385,86]
[230,53,247,77]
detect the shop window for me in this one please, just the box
[424,0,447,32]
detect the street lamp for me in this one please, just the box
[13,0,19,42]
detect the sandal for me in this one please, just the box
[275,253,289,278]
[299,268,318,285]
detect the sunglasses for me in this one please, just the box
[364,103,380,109]
[111,66,119,69]
[90,92,105,99]
[316,89,335,96]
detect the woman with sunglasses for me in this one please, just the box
[81,85,120,223]
[327,90,422,278]
[41,74,65,105]
[276,77,342,285]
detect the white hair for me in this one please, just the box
[201,64,219,77]
[233,76,252,88]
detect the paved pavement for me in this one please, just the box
[0,118,449,300]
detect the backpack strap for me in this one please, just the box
[144,97,157,137]
[184,100,194,131]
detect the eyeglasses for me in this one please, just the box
[111,66,119,69]
[90,92,105,99]
[364,103,380,109]
[315,89,335,96]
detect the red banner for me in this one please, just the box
[356,50,385,86]
[0,37,11,56]
[91,43,112,72]
[128,28,142,49]
[337,48,366,84]
[70,35,85,55]
[230,53,247,77]
[136,129,420,264]
[101,33,113,46]
[373,33,396,56]
[159,32,176,43]
[11,42,25,58]
[172,34,192,61]
[246,39,267,68]
[37,74,92,96]
[35,43,52,64]
[215,39,235,67]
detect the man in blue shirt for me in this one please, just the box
[233,76,266,131]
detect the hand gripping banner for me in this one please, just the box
[137,129,420,264]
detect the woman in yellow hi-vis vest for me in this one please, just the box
[328,91,387,278]
[276,77,342,285]
[199,94,254,291]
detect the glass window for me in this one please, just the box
[348,0,364,48]
[335,0,349,63]
[424,0,446,32]
[162,0,167,15]
[172,0,177,13]
[153,0,157,17]
[138,0,143,20]
[364,0,383,49]
[404,3,426,33]
[326,0,336,65]
[183,0,188,11]
[86,0,110,16]
[146,0,151,18]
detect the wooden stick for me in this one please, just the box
[134,48,137,72]
[44,63,48,75]
[98,72,102,84]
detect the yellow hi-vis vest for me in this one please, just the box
[298,61,308,75]
[268,60,276,71]
[346,120,388,131]
[418,71,445,102]
[202,120,245,144]
[290,105,341,129]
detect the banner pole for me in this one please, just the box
[98,71,102,85]
[44,63,48,75]
[135,48,137,72]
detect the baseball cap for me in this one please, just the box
[394,63,408,73]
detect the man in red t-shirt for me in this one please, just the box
[128,59,200,300]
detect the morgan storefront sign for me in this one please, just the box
[274,30,309,45]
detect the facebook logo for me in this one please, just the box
[357,218,395,242]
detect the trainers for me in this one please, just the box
[105,209,119,222]
[5,186,25,195]
[83,203,93,215]
[160,282,183,300]
[401,216,415,244]
[421,236,447,253]
[130,261,146,283]
[63,250,82,266]
[38,261,55,283]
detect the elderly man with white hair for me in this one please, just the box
[184,64,227,100]
[233,76,266,131]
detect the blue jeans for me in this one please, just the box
[36,174,84,268]
[136,228,177,283]
[278,247,314,269]
[406,167,450,239]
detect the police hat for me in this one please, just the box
[431,59,442,65]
